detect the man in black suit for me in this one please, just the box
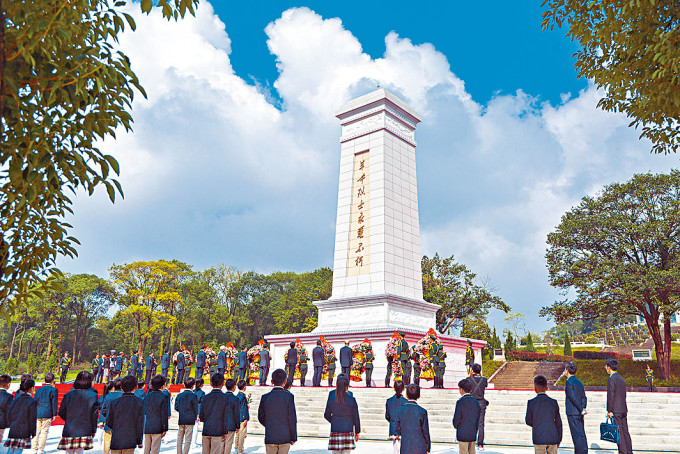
[258,369,297,453]
[195,345,207,379]
[238,347,248,381]
[131,351,139,379]
[161,350,170,378]
[469,363,489,451]
[526,375,562,454]
[606,359,632,454]
[145,353,156,384]
[217,346,227,376]
[565,362,588,454]
[453,378,480,454]
[312,340,325,387]
[285,342,297,388]
[339,341,353,378]
[176,349,186,385]
[395,384,430,454]
[259,345,270,386]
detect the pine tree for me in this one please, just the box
[504,331,517,353]
[564,331,572,356]
[526,333,535,352]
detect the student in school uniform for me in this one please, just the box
[223,379,241,454]
[4,378,37,454]
[106,375,144,454]
[257,369,297,454]
[453,379,481,454]
[199,373,228,454]
[95,382,113,449]
[324,375,360,453]
[395,384,430,454]
[525,375,562,454]
[162,379,171,438]
[385,380,407,454]
[58,372,99,454]
[175,377,198,454]
[134,382,146,400]
[235,380,249,454]
[0,375,13,446]
[191,378,205,449]
[143,375,169,454]
[32,372,58,454]
[145,354,156,385]
[100,378,124,454]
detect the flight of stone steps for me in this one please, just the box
[169,385,680,452]
[489,361,567,389]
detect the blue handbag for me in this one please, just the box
[600,417,620,444]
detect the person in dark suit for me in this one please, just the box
[453,379,480,454]
[144,375,169,454]
[396,333,411,385]
[606,359,632,454]
[175,377,198,454]
[312,341,325,387]
[235,380,250,454]
[285,342,298,388]
[0,375,13,446]
[238,348,248,382]
[32,372,58,454]
[57,371,99,453]
[339,341,353,378]
[195,345,207,379]
[395,384,430,454]
[199,373,228,454]
[131,351,139,379]
[161,351,170,379]
[102,353,111,383]
[191,378,205,449]
[223,379,241,454]
[324,375,360,452]
[469,364,489,450]
[113,352,123,380]
[106,375,144,454]
[217,346,227,377]
[134,381,146,400]
[258,369,297,453]
[5,378,37,454]
[564,362,588,454]
[525,375,562,454]
[96,355,105,384]
[145,353,157,384]
[259,345,271,386]
[385,380,407,454]
[176,350,187,385]
[298,349,308,387]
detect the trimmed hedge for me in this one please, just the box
[574,351,632,360]
[506,351,574,362]
[555,359,680,387]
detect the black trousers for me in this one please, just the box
[613,413,632,454]
[412,367,420,385]
[567,414,588,454]
[60,367,69,383]
[647,377,654,392]
[477,400,487,446]
[177,368,185,385]
[299,366,308,386]
[385,364,392,387]
[239,368,247,381]
[259,366,269,385]
[285,364,296,387]
[365,366,373,386]
[195,367,203,379]
[313,366,323,386]
[161,368,169,378]
[218,368,225,377]
[341,366,351,377]
[145,370,154,384]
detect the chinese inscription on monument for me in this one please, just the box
[347,150,370,276]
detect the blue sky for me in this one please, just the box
[59,1,680,335]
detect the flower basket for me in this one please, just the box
[321,336,335,380]
[247,340,266,383]
[412,328,444,382]
[225,342,238,377]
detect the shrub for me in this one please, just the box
[5,357,19,376]
[564,332,572,356]
[525,333,535,352]
[573,351,633,360]
[672,333,679,341]
[506,351,574,362]
[504,332,517,353]
[45,352,59,374]
[585,336,598,344]
[26,354,41,377]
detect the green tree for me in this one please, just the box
[0,0,199,315]
[422,254,510,332]
[563,332,572,356]
[542,0,680,154]
[504,331,517,353]
[460,313,493,359]
[542,171,680,378]
[524,333,535,352]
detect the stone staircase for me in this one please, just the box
[489,362,567,389]
[169,385,680,452]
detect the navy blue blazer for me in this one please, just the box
[59,389,99,437]
[339,346,353,368]
[565,376,587,415]
[134,389,146,400]
[217,351,227,369]
[35,384,59,419]
[106,393,144,449]
[177,352,186,370]
[312,346,325,367]
[146,355,156,373]
[526,393,563,445]
[225,392,240,431]
[238,352,247,370]
[175,390,199,425]
[324,392,360,434]
[259,349,270,367]
[98,390,123,428]
[144,390,169,434]
[237,391,249,422]
[7,393,37,439]
[194,389,205,415]
[453,394,480,442]
[257,387,297,444]
[114,356,123,372]
[0,389,12,429]
[385,394,408,436]
[199,389,229,436]
[131,355,139,372]
[196,350,206,369]
[396,401,430,454]
[606,372,627,414]
[161,353,170,370]
[286,348,297,366]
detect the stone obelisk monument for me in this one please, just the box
[266,89,484,387]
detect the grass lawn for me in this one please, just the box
[482,360,505,378]
[554,359,680,387]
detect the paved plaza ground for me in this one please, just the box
[35,426,661,454]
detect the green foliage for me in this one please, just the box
[524,333,535,352]
[542,0,680,155]
[460,314,493,358]
[26,354,40,377]
[585,336,598,344]
[5,357,18,376]
[563,332,572,356]
[481,359,505,378]
[555,359,680,387]
[45,351,58,374]
[504,331,517,353]
[672,333,679,341]
[543,171,680,378]
[0,0,199,316]
[422,254,510,332]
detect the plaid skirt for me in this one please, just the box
[57,436,94,450]
[328,432,356,451]
[4,438,32,449]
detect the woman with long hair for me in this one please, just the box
[324,375,360,453]
[385,379,407,454]
[94,381,114,449]
[57,371,99,454]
